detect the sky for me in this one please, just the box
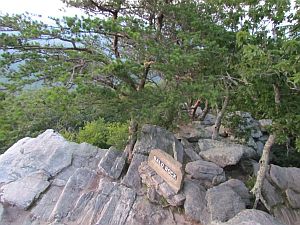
[0,0,84,18]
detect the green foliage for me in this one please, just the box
[1,0,300,164]
[245,175,256,190]
[62,118,129,150]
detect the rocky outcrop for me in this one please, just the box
[261,164,300,225]
[98,147,126,179]
[0,129,199,225]
[133,124,184,162]
[0,125,296,225]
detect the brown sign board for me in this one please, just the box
[148,149,183,193]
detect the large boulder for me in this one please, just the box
[183,179,209,225]
[269,164,300,192]
[133,124,184,162]
[205,184,246,223]
[215,209,285,225]
[200,144,256,168]
[185,160,226,188]
[260,164,300,225]
[177,122,212,142]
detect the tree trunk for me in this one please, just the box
[124,119,138,163]
[190,99,201,120]
[112,11,120,58]
[212,95,229,140]
[251,134,276,211]
[200,99,209,121]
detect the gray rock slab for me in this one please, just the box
[95,184,136,225]
[273,205,300,225]
[262,178,284,208]
[31,185,63,221]
[200,146,245,168]
[256,141,265,156]
[206,185,246,223]
[270,164,300,192]
[125,196,194,225]
[133,124,184,162]
[286,188,300,209]
[49,168,97,221]
[183,179,209,225]
[219,179,251,207]
[217,209,285,225]
[178,123,212,142]
[122,153,147,191]
[0,171,50,209]
[185,160,225,187]
[0,130,73,184]
[184,147,202,162]
[198,139,229,151]
[201,113,216,126]
[98,148,126,179]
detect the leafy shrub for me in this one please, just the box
[77,118,110,148]
[106,122,129,150]
[63,118,129,150]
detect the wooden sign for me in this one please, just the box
[148,149,183,193]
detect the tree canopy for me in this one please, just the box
[0,0,300,156]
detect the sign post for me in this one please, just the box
[148,149,183,193]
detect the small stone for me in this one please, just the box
[259,119,272,132]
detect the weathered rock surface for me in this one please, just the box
[1,127,298,225]
[177,123,212,142]
[0,130,200,225]
[215,209,285,225]
[260,164,300,225]
[269,164,300,192]
[218,179,251,207]
[121,153,147,192]
[133,124,184,162]
[199,144,256,168]
[98,147,126,179]
[206,184,246,223]
[185,160,226,188]
[1,171,50,209]
[183,179,209,225]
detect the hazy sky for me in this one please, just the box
[0,0,83,18]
